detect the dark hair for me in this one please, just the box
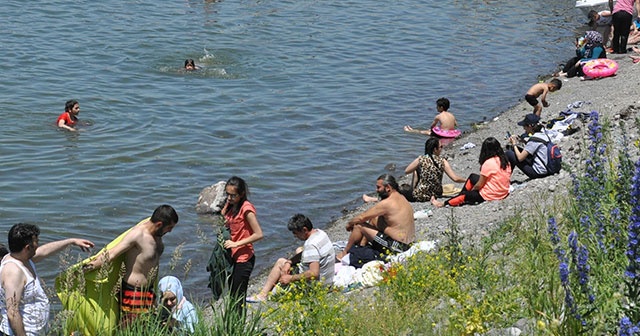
[377,174,399,191]
[530,124,544,133]
[424,137,442,170]
[8,223,40,253]
[184,59,195,68]
[479,137,509,170]
[150,205,179,228]
[65,100,78,112]
[0,244,8,259]
[225,176,249,217]
[550,78,562,90]
[436,97,450,111]
[587,10,598,27]
[287,214,313,232]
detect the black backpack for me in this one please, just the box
[529,134,562,175]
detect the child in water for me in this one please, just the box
[403,97,459,136]
[57,99,80,132]
[524,79,562,117]
[184,59,197,71]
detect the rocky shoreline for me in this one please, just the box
[246,54,640,296]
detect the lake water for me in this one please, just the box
[0,0,586,298]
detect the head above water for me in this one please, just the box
[436,97,450,112]
[184,59,196,70]
[65,99,79,112]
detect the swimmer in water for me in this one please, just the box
[184,59,197,71]
[57,100,80,132]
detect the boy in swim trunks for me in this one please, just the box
[403,97,458,136]
[57,99,80,132]
[524,79,562,117]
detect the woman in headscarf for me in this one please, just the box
[556,31,607,78]
[158,276,198,333]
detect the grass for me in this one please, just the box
[50,113,640,335]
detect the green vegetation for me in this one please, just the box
[53,114,640,335]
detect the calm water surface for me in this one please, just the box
[0,0,585,298]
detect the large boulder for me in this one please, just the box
[195,181,227,214]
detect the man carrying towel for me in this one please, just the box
[83,205,178,326]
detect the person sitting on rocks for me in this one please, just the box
[505,114,556,179]
[337,174,415,268]
[431,137,511,208]
[403,137,465,202]
[246,214,334,303]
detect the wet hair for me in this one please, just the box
[150,205,179,228]
[436,97,450,111]
[225,176,249,217]
[0,244,8,259]
[479,137,509,170]
[287,213,313,232]
[65,99,79,112]
[184,59,195,68]
[8,223,40,253]
[424,137,442,169]
[377,174,399,191]
[550,78,562,90]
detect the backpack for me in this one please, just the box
[529,134,562,175]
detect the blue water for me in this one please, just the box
[0,0,585,298]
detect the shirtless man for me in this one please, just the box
[524,79,561,116]
[84,204,179,325]
[337,174,415,261]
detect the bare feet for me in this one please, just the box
[246,294,267,303]
[362,194,379,203]
[430,196,445,208]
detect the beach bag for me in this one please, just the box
[529,136,562,175]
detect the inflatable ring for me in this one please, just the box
[582,58,618,78]
[432,126,461,138]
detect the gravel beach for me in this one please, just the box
[246,53,640,296]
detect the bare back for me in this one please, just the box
[432,111,457,131]
[526,83,547,97]
[365,191,415,244]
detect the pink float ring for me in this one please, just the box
[582,59,618,78]
[432,126,461,138]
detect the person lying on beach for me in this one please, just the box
[337,174,415,267]
[57,99,80,131]
[431,137,511,208]
[630,46,640,63]
[524,79,562,117]
[246,214,334,303]
[403,137,465,202]
[403,97,458,136]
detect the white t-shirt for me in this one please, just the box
[299,229,335,285]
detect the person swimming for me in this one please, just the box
[184,59,197,71]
